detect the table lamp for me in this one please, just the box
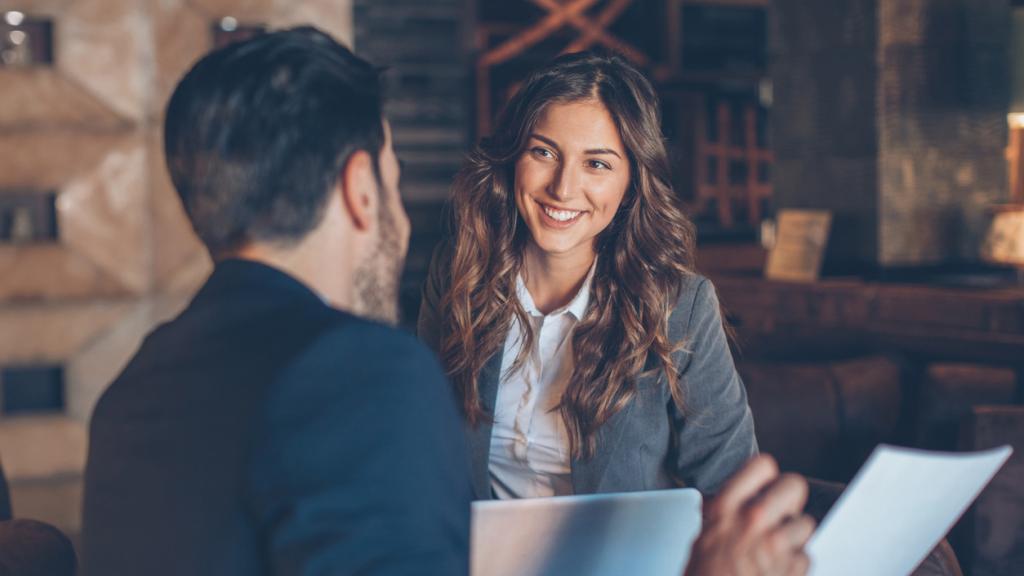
[991,9,1024,283]
[982,205,1024,284]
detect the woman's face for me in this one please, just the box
[514,99,631,261]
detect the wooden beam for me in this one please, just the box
[745,106,764,224]
[715,102,733,227]
[479,0,599,67]
[530,0,648,64]
[680,0,768,6]
[564,0,634,53]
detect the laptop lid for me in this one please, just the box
[471,488,703,576]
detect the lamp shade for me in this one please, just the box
[982,206,1024,267]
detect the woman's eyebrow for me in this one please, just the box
[583,147,622,159]
[529,133,622,159]
[529,133,561,152]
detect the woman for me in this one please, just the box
[418,50,756,501]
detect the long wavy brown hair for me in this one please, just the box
[439,50,697,459]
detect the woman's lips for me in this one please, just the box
[536,199,586,229]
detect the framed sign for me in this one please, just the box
[765,209,832,282]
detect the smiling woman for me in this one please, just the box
[418,50,757,502]
[515,100,630,269]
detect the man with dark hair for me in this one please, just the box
[81,27,469,575]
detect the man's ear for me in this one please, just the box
[339,150,378,232]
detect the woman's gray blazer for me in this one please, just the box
[417,247,758,501]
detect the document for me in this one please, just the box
[807,444,1013,576]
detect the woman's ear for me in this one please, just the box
[339,150,378,232]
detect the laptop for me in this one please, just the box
[471,488,703,576]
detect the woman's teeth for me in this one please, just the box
[542,205,582,222]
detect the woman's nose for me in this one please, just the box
[547,164,577,201]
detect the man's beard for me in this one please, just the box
[352,203,405,325]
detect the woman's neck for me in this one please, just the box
[521,243,596,315]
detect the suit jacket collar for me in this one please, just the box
[192,258,327,311]
[570,397,636,494]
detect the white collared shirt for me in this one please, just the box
[488,262,597,499]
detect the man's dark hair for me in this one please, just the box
[164,26,384,256]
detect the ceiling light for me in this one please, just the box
[4,11,25,27]
[219,16,238,32]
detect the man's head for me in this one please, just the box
[164,26,409,323]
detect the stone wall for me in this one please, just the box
[878,0,1009,265]
[772,0,1010,269]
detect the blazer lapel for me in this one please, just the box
[570,394,639,494]
[466,348,504,500]
[573,299,686,494]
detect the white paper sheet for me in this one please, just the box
[807,444,1013,576]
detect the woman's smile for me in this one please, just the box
[537,199,587,228]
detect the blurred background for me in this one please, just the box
[0,0,1022,573]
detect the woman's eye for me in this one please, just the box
[532,147,553,159]
[587,160,611,170]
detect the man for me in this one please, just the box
[82,27,812,575]
[82,27,469,575]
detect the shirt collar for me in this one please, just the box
[515,258,597,320]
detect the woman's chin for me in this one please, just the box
[528,234,587,258]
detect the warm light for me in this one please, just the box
[4,11,25,26]
[758,78,773,108]
[982,207,1024,267]
[1009,113,1024,129]
[219,16,238,32]
[8,30,26,45]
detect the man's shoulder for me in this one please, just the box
[306,312,436,366]
[258,316,459,451]
[92,299,345,417]
[274,314,449,403]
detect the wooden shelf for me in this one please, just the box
[710,272,1024,367]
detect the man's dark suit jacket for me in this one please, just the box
[82,259,471,575]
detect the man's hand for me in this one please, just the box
[685,455,816,576]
